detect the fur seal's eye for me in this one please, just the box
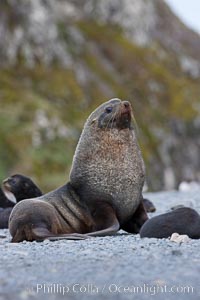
[105,107,113,113]
[11,178,17,185]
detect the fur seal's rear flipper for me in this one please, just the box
[11,227,89,242]
[43,220,119,240]
[39,203,120,240]
[35,203,120,241]
[121,202,148,233]
[32,228,88,241]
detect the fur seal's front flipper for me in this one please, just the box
[86,221,119,237]
[86,202,120,236]
[142,198,156,213]
[121,201,148,233]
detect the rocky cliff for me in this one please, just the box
[0,0,199,191]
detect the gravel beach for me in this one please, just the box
[0,188,200,300]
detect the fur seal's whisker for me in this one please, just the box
[105,113,114,131]
[131,112,140,137]
[104,112,117,145]
[111,111,118,130]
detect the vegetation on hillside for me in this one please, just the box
[0,2,199,191]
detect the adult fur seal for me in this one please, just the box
[9,98,148,242]
[140,207,200,239]
[0,174,42,229]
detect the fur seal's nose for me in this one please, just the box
[123,101,130,109]
[2,178,9,184]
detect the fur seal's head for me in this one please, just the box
[89,98,133,130]
[2,174,42,204]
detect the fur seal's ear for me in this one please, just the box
[91,118,97,125]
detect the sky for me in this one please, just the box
[166,0,200,34]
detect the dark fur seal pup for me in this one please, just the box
[1,174,42,208]
[9,98,148,242]
[0,174,42,229]
[2,174,42,206]
[140,207,200,239]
